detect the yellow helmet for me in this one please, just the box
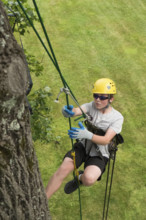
[92,78,116,94]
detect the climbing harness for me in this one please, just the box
[15,1,124,219]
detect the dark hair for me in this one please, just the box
[109,94,114,99]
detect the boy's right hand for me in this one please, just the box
[62,105,75,118]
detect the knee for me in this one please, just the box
[82,173,97,186]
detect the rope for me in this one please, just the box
[102,158,111,220]
[16,0,87,119]
[105,152,117,220]
[102,150,117,220]
[31,0,86,119]
[16,0,82,219]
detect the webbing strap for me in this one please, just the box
[71,151,79,178]
[16,0,82,219]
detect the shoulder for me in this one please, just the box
[112,107,124,120]
[109,108,124,133]
[81,101,95,110]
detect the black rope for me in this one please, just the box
[102,150,117,220]
[105,151,117,220]
[102,158,111,220]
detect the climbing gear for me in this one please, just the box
[62,105,75,118]
[64,171,84,194]
[92,78,116,94]
[71,151,79,178]
[55,87,87,119]
[84,120,124,220]
[85,120,105,136]
[93,94,109,101]
[102,143,122,220]
[85,119,123,153]
[68,122,93,140]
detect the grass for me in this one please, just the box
[20,0,146,219]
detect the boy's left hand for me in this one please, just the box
[68,122,93,140]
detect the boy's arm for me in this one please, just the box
[91,128,116,145]
[68,123,116,145]
[72,106,87,117]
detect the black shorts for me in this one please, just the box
[64,142,109,181]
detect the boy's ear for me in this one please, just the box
[109,96,114,103]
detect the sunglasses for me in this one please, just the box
[93,94,109,101]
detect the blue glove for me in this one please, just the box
[68,122,93,140]
[62,105,75,118]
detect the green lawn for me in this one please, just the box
[21,0,146,219]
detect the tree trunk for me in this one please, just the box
[0,1,51,219]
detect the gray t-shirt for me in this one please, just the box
[81,101,124,158]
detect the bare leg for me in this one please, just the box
[80,165,101,186]
[45,157,74,199]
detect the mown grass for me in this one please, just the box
[21,0,146,219]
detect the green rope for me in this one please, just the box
[16,0,82,219]
[32,0,61,73]
[17,0,86,119]
[31,0,75,119]
[16,0,58,72]
[31,1,83,217]
[32,0,86,119]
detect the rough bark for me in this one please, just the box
[0,1,51,219]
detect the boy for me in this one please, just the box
[46,78,124,198]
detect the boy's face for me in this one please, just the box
[93,94,114,110]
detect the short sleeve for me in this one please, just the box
[110,116,124,134]
[81,102,93,114]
